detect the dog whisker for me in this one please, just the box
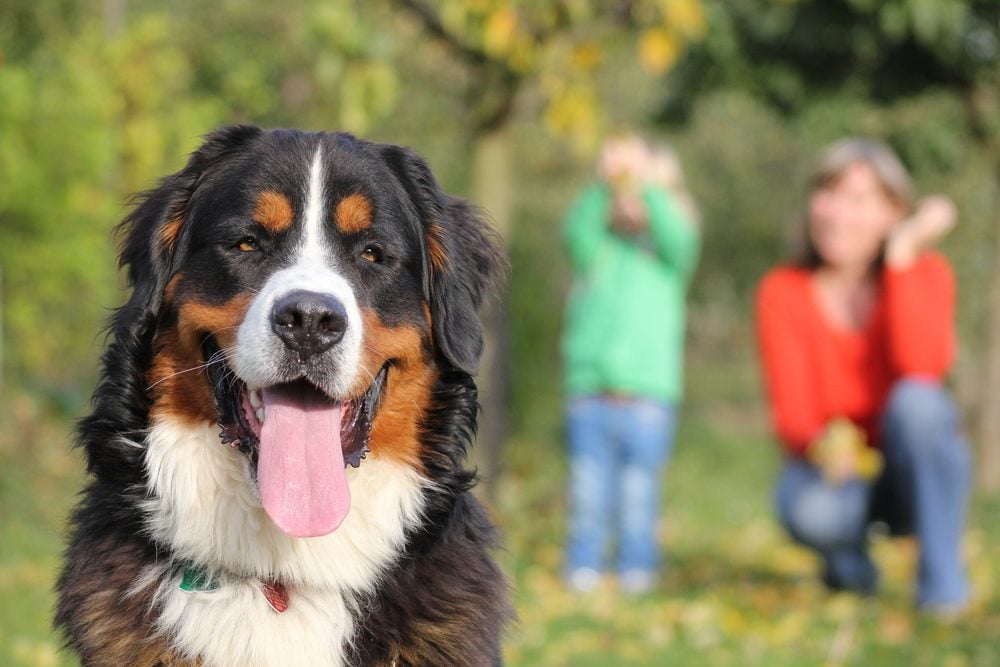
[146,356,228,390]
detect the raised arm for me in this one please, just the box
[883,196,957,377]
[563,183,614,274]
[643,185,700,280]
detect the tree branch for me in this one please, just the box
[394,0,496,69]
[393,0,525,133]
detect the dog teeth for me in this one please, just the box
[256,408,265,424]
[249,389,262,408]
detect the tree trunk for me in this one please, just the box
[470,126,512,502]
[976,207,1000,492]
[104,0,126,36]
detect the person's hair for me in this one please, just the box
[795,137,914,268]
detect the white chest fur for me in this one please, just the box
[139,418,428,665]
[153,571,354,667]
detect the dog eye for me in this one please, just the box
[237,236,260,253]
[360,245,383,263]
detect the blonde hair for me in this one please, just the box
[797,137,913,267]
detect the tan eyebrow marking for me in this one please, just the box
[253,190,294,233]
[334,193,373,234]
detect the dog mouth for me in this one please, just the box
[203,337,388,537]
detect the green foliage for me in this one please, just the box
[0,1,401,405]
[663,0,999,117]
[393,0,708,151]
[0,13,220,403]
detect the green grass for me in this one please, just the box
[2,371,998,667]
[0,395,81,667]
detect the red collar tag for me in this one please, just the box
[262,580,289,613]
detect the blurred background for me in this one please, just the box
[1,1,998,665]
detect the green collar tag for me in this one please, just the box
[179,563,220,592]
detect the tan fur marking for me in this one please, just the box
[160,217,184,253]
[162,274,182,305]
[426,220,447,271]
[175,295,253,352]
[354,310,435,467]
[253,190,294,233]
[148,293,253,423]
[334,193,373,234]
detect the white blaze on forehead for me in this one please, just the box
[302,144,326,261]
[230,138,365,398]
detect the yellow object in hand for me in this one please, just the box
[808,417,884,484]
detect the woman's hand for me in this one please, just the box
[885,195,957,268]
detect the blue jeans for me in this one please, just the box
[776,379,971,606]
[565,396,678,576]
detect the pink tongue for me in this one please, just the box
[257,385,350,537]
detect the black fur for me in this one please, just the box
[56,126,512,666]
[349,370,510,665]
[380,145,505,376]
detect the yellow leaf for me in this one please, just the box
[542,84,602,154]
[810,418,883,483]
[768,611,809,645]
[571,41,604,71]
[879,611,914,645]
[665,0,708,38]
[639,27,681,74]
[483,7,518,56]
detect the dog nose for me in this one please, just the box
[271,290,347,358]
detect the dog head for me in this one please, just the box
[111,126,502,537]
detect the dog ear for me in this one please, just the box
[381,146,505,376]
[80,126,263,478]
[115,125,262,326]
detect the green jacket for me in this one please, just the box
[562,183,700,402]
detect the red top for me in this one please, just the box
[755,252,955,457]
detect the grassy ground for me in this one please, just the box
[497,417,1000,666]
[1,367,998,667]
[0,394,82,667]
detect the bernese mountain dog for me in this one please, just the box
[55,126,511,666]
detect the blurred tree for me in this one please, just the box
[5,0,994,493]
[660,0,1000,489]
[391,0,708,496]
[0,0,400,406]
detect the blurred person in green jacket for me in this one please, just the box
[562,135,700,594]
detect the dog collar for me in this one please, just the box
[261,580,290,613]
[179,563,289,613]
[179,563,219,592]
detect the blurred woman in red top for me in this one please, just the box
[756,138,970,613]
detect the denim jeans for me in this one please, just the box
[565,396,678,577]
[776,378,971,606]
